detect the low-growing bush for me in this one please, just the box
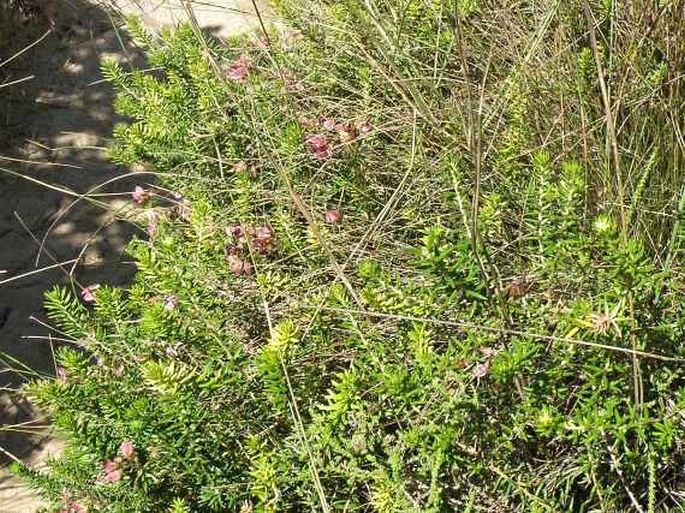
[16,1,685,511]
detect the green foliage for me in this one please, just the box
[19,1,685,512]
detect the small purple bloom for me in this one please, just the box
[305,133,333,160]
[132,186,148,204]
[119,441,135,459]
[80,284,100,303]
[227,55,249,82]
[164,295,177,311]
[165,342,184,358]
[226,225,245,239]
[227,254,252,276]
[101,460,122,483]
[325,210,342,225]
[147,220,157,238]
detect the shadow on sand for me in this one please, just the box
[0,0,145,486]
[0,1,272,507]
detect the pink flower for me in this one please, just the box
[226,225,245,240]
[80,284,100,303]
[103,460,117,473]
[101,460,122,483]
[257,225,272,238]
[164,295,177,311]
[119,441,135,459]
[227,55,249,82]
[325,210,343,224]
[250,225,273,253]
[227,255,242,274]
[305,134,333,160]
[57,366,67,384]
[105,468,122,483]
[322,118,337,130]
[132,186,148,204]
[146,220,157,238]
[146,211,160,238]
[60,502,86,513]
[227,254,252,276]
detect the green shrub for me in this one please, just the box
[17,1,685,511]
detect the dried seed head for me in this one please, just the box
[590,313,613,335]
[234,160,247,173]
[473,362,489,379]
[338,123,357,143]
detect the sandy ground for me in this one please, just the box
[0,1,273,510]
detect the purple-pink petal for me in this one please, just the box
[120,441,135,459]
[164,295,177,311]
[80,284,100,303]
[132,186,148,204]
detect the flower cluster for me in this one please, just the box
[80,284,100,303]
[325,209,343,224]
[303,118,372,160]
[305,133,333,160]
[224,224,274,276]
[98,441,137,484]
[57,366,68,384]
[132,185,149,204]
[164,295,177,311]
[130,185,192,240]
[59,492,86,513]
[146,210,160,238]
[100,460,122,483]
[226,54,250,83]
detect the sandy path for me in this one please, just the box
[0,1,272,509]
